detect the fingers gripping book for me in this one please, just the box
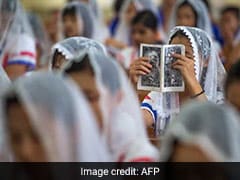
[137,44,185,92]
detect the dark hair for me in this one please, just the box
[131,10,158,31]
[64,55,94,75]
[221,6,240,21]
[178,1,198,27]
[52,50,64,68]
[62,5,77,18]
[114,0,126,14]
[4,94,20,116]
[169,30,187,43]
[2,0,17,13]
[225,60,240,94]
[65,54,121,95]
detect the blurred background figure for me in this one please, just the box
[202,0,223,46]
[68,0,101,17]
[109,0,126,37]
[60,2,95,39]
[45,9,60,45]
[1,72,110,162]
[168,0,213,37]
[27,12,52,69]
[224,60,240,112]
[116,10,162,103]
[0,0,36,80]
[117,10,162,71]
[105,0,160,54]
[220,6,240,71]
[158,0,177,42]
[159,101,240,162]
[67,0,110,42]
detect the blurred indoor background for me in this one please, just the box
[21,0,240,22]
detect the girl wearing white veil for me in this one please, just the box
[0,71,110,162]
[49,36,107,70]
[59,1,108,43]
[168,0,222,52]
[130,26,226,136]
[168,0,212,37]
[105,0,160,52]
[60,47,159,161]
[0,0,36,80]
[159,101,240,162]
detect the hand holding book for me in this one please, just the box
[171,53,205,98]
[129,57,152,85]
[137,44,185,92]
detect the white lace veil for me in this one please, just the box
[61,49,159,161]
[0,71,110,161]
[148,26,226,136]
[169,26,226,103]
[159,101,240,162]
[168,0,212,37]
[49,36,107,69]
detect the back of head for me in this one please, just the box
[160,101,240,161]
[63,50,121,96]
[50,37,107,69]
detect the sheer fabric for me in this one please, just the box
[159,101,240,162]
[0,72,110,161]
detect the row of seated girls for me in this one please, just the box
[0,0,240,164]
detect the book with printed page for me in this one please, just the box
[137,44,185,92]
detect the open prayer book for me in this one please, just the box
[137,44,185,92]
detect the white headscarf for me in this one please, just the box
[49,36,107,69]
[145,26,226,136]
[60,2,94,39]
[159,101,240,162]
[168,0,212,37]
[0,71,110,161]
[60,1,108,43]
[0,0,34,80]
[62,49,159,162]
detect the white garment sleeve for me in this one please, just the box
[5,34,36,70]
